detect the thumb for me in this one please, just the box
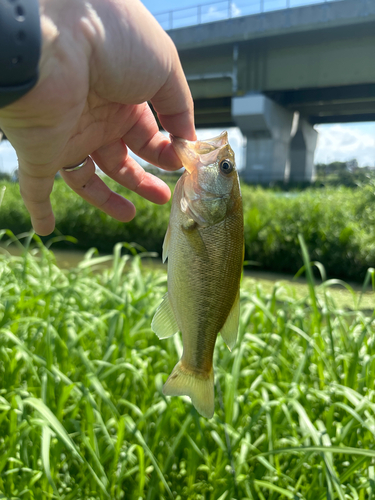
[18,165,55,236]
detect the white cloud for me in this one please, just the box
[231,3,242,17]
[205,6,226,21]
[314,123,375,167]
[204,2,241,21]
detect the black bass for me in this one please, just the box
[152,132,244,418]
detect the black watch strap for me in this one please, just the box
[0,0,41,108]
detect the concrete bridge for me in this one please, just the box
[162,0,375,183]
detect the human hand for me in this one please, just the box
[0,0,196,235]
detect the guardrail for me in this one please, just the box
[154,0,343,30]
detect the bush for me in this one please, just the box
[242,183,375,281]
[0,178,374,281]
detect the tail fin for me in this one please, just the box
[163,361,215,419]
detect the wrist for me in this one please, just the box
[0,0,92,125]
[0,0,41,108]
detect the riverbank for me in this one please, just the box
[1,242,373,312]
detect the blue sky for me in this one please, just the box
[142,0,343,18]
[142,0,322,14]
[143,0,200,11]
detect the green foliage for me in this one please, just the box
[0,172,11,182]
[242,182,375,281]
[315,161,375,186]
[0,237,375,499]
[0,179,171,255]
[0,178,375,281]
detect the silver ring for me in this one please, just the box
[62,157,88,172]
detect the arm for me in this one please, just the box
[0,0,196,235]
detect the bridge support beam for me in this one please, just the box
[232,94,294,184]
[232,95,317,184]
[288,118,318,183]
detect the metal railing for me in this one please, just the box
[154,0,343,30]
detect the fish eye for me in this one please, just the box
[219,159,234,174]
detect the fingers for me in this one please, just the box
[60,157,136,222]
[91,139,171,204]
[122,104,183,171]
[18,168,55,236]
[89,0,195,142]
[151,43,196,142]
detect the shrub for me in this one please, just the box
[0,178,374,281]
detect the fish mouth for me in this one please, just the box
[171,132,229,173]
[194,131,228,154]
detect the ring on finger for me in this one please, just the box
[62,157,89,172]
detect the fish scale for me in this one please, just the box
[152,132,244,418]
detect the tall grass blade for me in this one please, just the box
[41,426,60,498]
[24,398,82,462]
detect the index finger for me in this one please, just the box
[151,43,196,142]
[18,167,55,236]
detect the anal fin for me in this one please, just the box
[220,290,240,351]
[151,292,179,339]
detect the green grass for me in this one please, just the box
[0,232,375,499]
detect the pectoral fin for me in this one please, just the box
[220,290,240,351]
[181,223,209,260]
[162,225,171,263]
[151,292,179,339]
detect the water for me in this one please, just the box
[0,243,167,272]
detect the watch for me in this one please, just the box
[0,0,41,108]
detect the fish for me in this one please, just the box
[152,131,244,418]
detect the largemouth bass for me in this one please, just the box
[152,132,244,418]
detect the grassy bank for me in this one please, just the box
[0,240,375,498]
[0,178,374,281]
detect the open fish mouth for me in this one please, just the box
[193,131,228,154]
[171,132,229,173]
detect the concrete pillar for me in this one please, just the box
[289,118,318,183]
[232,94,294,184]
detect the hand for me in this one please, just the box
[0,0,196,235]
